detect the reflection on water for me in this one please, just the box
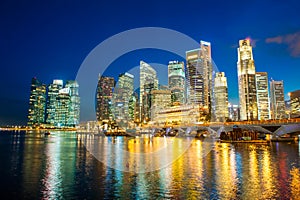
[0,131,300,199]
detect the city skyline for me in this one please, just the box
[1,0,300,125]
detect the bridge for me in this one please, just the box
[145,118,300,137]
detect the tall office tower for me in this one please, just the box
[65,80,80,126]
[289,90,300,118]
[270,80,286,119]
[214,72,229,122]
[112,73,134,125]
[27,77,47,127]
[46,80,63,125]
[55,88,71,127]
[140,61,158,121]
[141,83,155,123]
[200,41,213,111]
[237,39,258,121]
[255,72,270,120]
[228,104,240,121]
[186,49,204,105]
[168,61,185,104]
[129,92,139,122]
[151,90,172,121]
[96,76,115,122]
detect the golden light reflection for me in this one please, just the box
[290,167,300,199]
[243,145,260,199]
[261,150,277,199]
[215,143,237,199]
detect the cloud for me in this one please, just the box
[266,31,300,57]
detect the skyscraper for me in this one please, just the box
[214,72,228,122]
[55,87,71,127]
[112,72,134,125]
[46,80,63,125]
[186,48,204,105]
[168,61,185,104]
[289,90,300,118]
[151,89,171,121]
[141,82,155,123]
[270,79,286,119]
[27,77,47,127]
[65,80,80,126]
[255,72,270,120]
[186,41,213,110]
[96,76,115,122]
[237,39,258,121]
[200,41,213,112]
[140,61,158,122]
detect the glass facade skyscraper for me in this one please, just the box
[270,79,286,119]
[96,76,115,122]
[186,41,212,110]
[28,78,79,128]
[65,80,80,126]
[27,77,47,127]
[168,61,185,104]
[200,41,213,112]
[112,72,134,126]
[289,90,300,118]
[140,61,158,122]
[46,80,63,125]
[186,48,204,106]
[255,72,270,120]
[237,39,258,121]
[214,72,228,122]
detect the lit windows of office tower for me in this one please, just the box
[140,61,158,122]
[142,82,155,123]
[27,77,47,127]
[112,73,134,126]
[46,80,63,126]
[200,41,213,111]
[270,79,286,119]
[237,39,258,121]
[186,48,204,106]
[96,76,115,122]
[289,90,300,118]
[65,80,80,126]
[214,72,229,122]
[168,61,185,105]
[255,72,270,120]
[151,89,172,121]
[55,88,71,127]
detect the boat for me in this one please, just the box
[44,131,51,136]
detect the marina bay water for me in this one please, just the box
[0,131,299,199]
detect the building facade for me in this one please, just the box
[214,72,228,122]
[55,87,71,127]
[27,77,47,127]
[289,90,300,118]
[200,41,213,113]
[168,61,185,104]
[270,80,286,119]
[140,61,158,122]
[151,89,172,121]
[65,80,80,126]
[112,72,134,126]
[255,72,270,120]
[186,48,204,105]
[96,76,115,122]
[46,80,63,125]
[237,39,258,121]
